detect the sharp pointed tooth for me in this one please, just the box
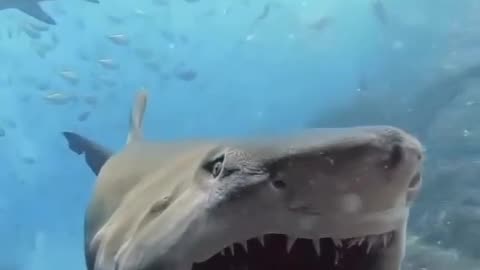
[313,240,321,255]
[366,239,374,254]
[357,237,365,246]
[286,237,296,253]
[332,238,343,248]
[347,239,357,248]
[258,236,265,247]
[334,249,340,266]
[240,241,248,252]
[382,234,388,247]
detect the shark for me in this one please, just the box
[62,91,424,270]
[0,0,99,25]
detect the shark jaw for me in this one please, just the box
[185,169,421,270]
[110,127,422,270]
[186,203,411,270]
[109,182,413,270]
[60,91,424,270]
[192,231,397,270]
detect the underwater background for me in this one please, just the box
[1,0,480,269]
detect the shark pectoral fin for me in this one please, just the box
[62,131,113,176]
[126,90,149,144]
[18,2,56,25]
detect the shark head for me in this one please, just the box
[116,128,423,270]
[203,127,422,269]
[63,92,424,270]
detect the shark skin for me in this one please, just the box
[62,91,425,270]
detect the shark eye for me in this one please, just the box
[204,154,225,178]
[212,161,223,177]
[272,180,287,190]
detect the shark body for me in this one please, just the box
[62,91,424,270]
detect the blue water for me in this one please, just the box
[1,0,480,269]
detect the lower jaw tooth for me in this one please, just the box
[239,241,248,252]
[334,249,340,266]
[347,237,363,248]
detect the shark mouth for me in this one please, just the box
[192,231,395,270]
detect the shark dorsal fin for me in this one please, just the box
[126,90,148,144]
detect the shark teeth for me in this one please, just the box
[334,232,395,253]
[347,237,365,248]
[239,241,248,252]
[332,238,343,248]
[366,238,375,253]
[313,240,321,255]
[197,232,395,270]
[258,236,265,247]
[217,231,394,264]
[334,249,341,266]
[286,237,296,253]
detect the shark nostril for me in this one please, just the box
[384,143,403,169]
[408,173,421,189]
[415,151,423,161]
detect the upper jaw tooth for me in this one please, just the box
[258,236,265,246]
[286,237,296,253]
[347,237,365,248]
[382,234,388,247]
[366,237,375,253]
[217,231,393,259]
[313,240,321,255]
[239,241,248,252]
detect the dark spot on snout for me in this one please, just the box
[408,172,421,189]
[384,143,403,170]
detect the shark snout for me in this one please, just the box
[376,129,423,180]
[263,126,424,217]
[375,127,424,191]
